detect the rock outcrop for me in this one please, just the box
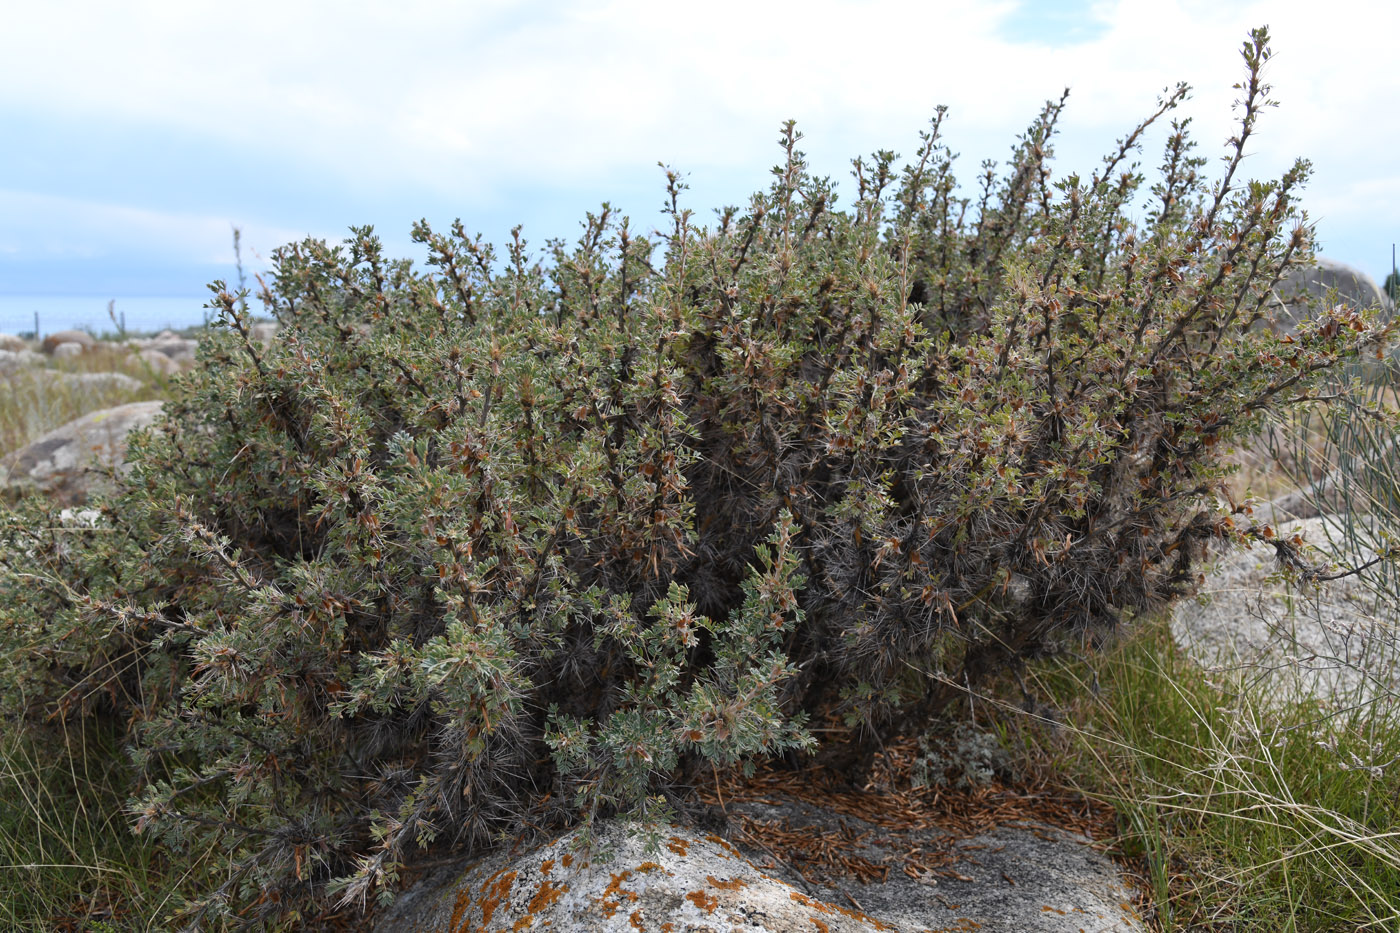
[374,811,1145,933]
[136,348,180,376]
[1173,515,1399,703]
[0,401,163,504]
[40,329,97,354]
[124,330,199,371]
[31,370,145,399]
[1271,256,1394,332]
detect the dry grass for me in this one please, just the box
[0,342,168,459]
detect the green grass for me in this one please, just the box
[1,337,182,928]
[1013,609,1400,931]
[0,719,209,932]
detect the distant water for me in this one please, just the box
[0,295,216,338]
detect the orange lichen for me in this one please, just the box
[666,836,690,857]
[685,889,719,913]
[539,858,555,877]
[788,890,896,931]
[810,920,830,932]
[660,923,675,933]
[597,869,642,919]
[704,834,742,858]
[527,878,568,915]
[450,885,472,932]
[706,874,747,892]
[636,861,664,874]
[629,908,646,930]
[561,852,574,868]
[476,869,518,930]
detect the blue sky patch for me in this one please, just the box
[996,0,1112,46]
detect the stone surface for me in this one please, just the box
[51,341,85,359]
[148,330,198,358]
[34,370,144,397]
[1173,515,1400,703]
[1271,256,1394,332]
[0,348,43,372]
[374,815,1145,933]
[729,796,1144,933]
[0,401,163,504]
[137,348,180,376]
[0,333,28,352]
[41,329,97,353]
[167,349,197,371]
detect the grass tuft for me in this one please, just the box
[1018,608,1400,931]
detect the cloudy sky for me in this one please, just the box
[2,0,1396,306]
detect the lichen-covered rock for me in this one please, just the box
[726,796,1146,933]
[374,817,1146,933]
[374,822,902,933]
[0,401,163,504]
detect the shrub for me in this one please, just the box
[0,26,1390,927]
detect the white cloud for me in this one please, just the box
[0,189,320,264]
[1,0,1396,270]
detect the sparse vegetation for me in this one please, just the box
[0,25,1396,932]
[1017,601,1400,931]
[0,345,167,458]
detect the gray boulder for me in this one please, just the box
[1173,515,1399,704]
[0,401,163,504]
[1271,257,1394,332]
[34,370,144,398]
[41,329,96,354]
[0,333,28,352]
[136,348,179,376]
[148,329,198,358]
[51,341,85,359]
[374,811,1145,933]
[167,349,198,371]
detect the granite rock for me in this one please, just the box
[1173,515,1399,704]
[0,348,43,372]
[0,401,163,504]
[136,348,180,376]
[1270,256,1394,333]
[374,811,1145,933]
